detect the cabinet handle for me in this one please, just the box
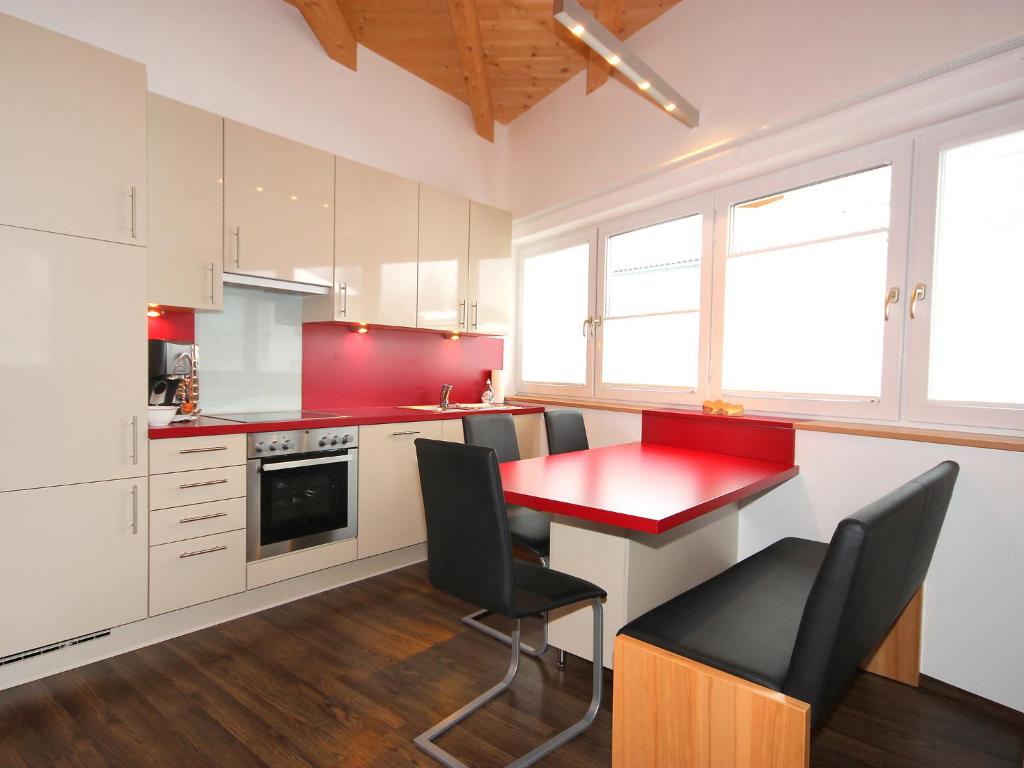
[472,301,479,330]
[209,261,216,304]
[458,299,467,328]
[130,415,139,465]
[233,226,241,268]
[179,478,229,489]
[339,282,348,317]
[130,186,137,240]
[179,446,228,455]
[179,511,229,524]
[391,430,421,436]
[909,283,927,320]
[130,484,139,535]
[179,544,227,559]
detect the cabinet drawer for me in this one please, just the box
[150,497,245,546]
[150,465,246,510]
[149,529,246,616]
[150,434,246,474]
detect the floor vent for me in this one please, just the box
[0,630,111,667]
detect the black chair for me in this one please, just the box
[544,408,589,455]
[414,438,606,768]
[461,413,554,657]
[613,461,959,767]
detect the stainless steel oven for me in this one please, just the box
[246,426,358,561]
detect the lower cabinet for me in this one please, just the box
[149,529,246,616]
[0,479,149,659]
[357,420,442,559]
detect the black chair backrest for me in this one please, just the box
[415,439,517,616]
[463,413,520,463]
[544,409,589,455]
[784,461,959,724]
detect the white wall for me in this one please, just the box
[506,0,1024,217]
[559,407,1024,713]
[0,0,507,207]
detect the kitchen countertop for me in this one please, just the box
[148,404,545,439]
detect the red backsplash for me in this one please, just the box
[303,324,504,409]
[149,308,195,342]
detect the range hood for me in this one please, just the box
[223,272,331,296]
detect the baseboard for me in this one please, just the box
[0,544,427,692]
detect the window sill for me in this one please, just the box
[507,395,1024,452]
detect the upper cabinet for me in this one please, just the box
[0,13,146,245]
[147,95,224,310]
[223,120,334,286]
[306,156,419,326]
[417,185,470,331]
[468,201,514,336]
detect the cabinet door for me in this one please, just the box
[417,186,469,331]
[468,201,514,335]
[440,419,465,443]
[0,479,149,658]
[148,94,224,310]
[0,13,146,245]
[224,120,334,286]
[334,156,419,326]
[357,421,443,559]
[0,226,147,492]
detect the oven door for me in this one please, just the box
[247,449,358,561]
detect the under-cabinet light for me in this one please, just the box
[553,0,699,127]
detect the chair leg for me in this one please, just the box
[461,554,551,657]
[417,599,604,768]
[557,649,567,670]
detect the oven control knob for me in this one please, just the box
[269,444,277,452]
[341,434,353,445]
[330,436,338,446]
[255,442,265,452]
[318,437,328,447]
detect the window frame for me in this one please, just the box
[708,138,913,419]
[515,227,598,399]
[594,195,715,405]
[905,101,1024,430]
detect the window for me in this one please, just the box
[596,201,711,401]
[518,234,595,396]
[907,104,1024,429]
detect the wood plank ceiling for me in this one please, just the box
[289,0,682,140]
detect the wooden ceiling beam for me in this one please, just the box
[586,0,626,94]
[291,0,358,71]
[447,0,495,141]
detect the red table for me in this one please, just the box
[499,408,799,668]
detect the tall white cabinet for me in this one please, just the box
[468,201,514,335]
[417,185,470,331]
[0,12,147,245]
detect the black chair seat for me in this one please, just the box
[620,537,827,691]
[507,506,551,558]
[512,560,605,619]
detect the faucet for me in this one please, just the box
[440,384,454,409]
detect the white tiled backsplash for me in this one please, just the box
[195,286,302,414]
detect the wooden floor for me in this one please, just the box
[1,561,1022,767]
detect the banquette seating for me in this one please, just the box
[612,461,960,768]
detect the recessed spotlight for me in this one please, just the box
[606,54,620,66]
[255,186,263,192]
[571,23,585,36]
[665,103,677,112]
[290,195,298,201]
[638,81,651,91]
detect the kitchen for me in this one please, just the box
[1,2,1023,767]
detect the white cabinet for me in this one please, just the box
[468,201,514,336]
[0,13,146,245]
[440,419,465,443]
[0,226,147,492]
[149,434,246,475]
[417,186,470,331]
[0,479,149,658]
[224,120,334,286]
[147,94,224,309]
[149,529,246,615]
[357,421,442,559]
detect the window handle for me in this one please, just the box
[582,317,593,337]
[909,283,927,320]
[884,287,900,321]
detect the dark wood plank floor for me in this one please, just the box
[1,561,1021,767]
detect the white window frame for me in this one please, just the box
[515,227,597,399]
[709,137,913,419]
[905,100,1024,430]
[594,196,715,405]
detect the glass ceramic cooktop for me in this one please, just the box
[211,410,345,424]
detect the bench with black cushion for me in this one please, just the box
[612,460,959,768]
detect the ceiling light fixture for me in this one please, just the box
[553,0,699,127]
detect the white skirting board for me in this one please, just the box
[0,543,426,692]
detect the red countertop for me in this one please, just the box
[148,404,545,439]
[500,441,798,535]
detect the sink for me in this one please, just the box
[398,403,519,413]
